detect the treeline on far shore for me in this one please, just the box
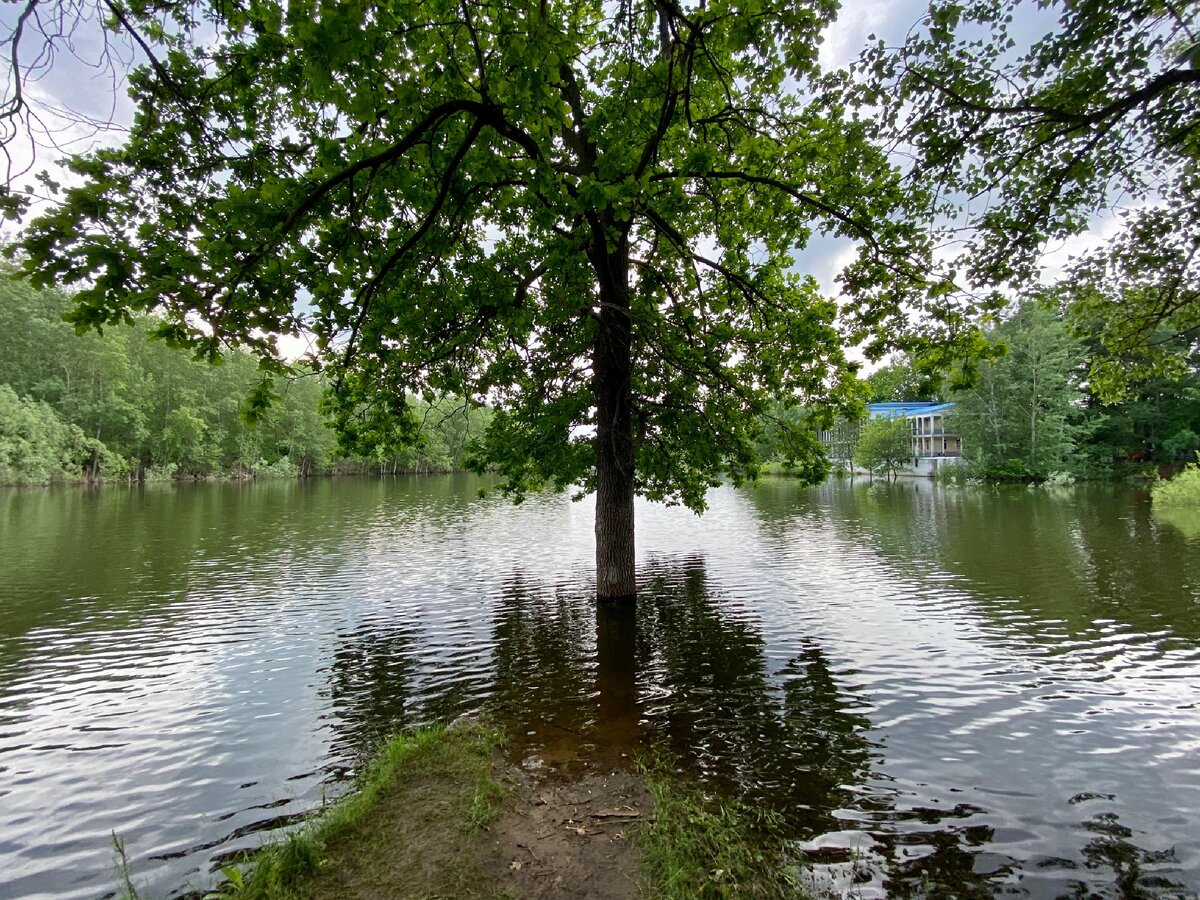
[853,298,1200,484]
[0,277,491,486]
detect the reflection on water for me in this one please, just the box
[1153,504,1200,543]
[743,478,1200,899]
[636,557,875,835]
[1,477,1199,898]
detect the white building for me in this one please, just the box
[866,401,962,477]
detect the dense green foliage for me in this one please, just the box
[950,302,1087,480]
[0,385,129,484]
[945,300,1200,480]
[1152,465,1200,508]
[0,278,490,483]
[866,0,1200,399]
[866,354,945,403]
[752,401,834,482]
[852,415,913,478]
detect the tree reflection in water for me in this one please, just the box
[322,617,422,767]
[634,556,873,834]
[321,611,491,767]
[488,571,604,768]
[321,553,1122,897]
[481,556,882,808]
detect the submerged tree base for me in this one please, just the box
[598,593,638,606]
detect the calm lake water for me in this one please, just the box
[1,476,1198,899]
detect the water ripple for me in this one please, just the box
[1,478,1198,898]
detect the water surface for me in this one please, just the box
[1,477,1198,898]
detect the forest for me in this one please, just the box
[7,265,1198,488]
[0,275,492,484]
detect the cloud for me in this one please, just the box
[820,0,929,70]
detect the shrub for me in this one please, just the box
[0,385,116,484]
[935,461,971,486]
[1151,464,1200,508]
[142,462,180,482]
[253,455,297,478]
[1043,470,1076,487]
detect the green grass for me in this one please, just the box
[637,761,803,899]
[1152,463,1200,508]
[206,720,505,900]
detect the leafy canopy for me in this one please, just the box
[863,0,1200,399]
[853,414,913,477]
[9,0,963,510]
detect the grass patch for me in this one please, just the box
[207,719,505,900]
[637,761,803,899]
[1152,463,1200,508]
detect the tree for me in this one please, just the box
[866,354,944,402]
[1068,298,1200,472]
[753,400,833,481]
[0,384,126,483]
[950,301,1087,479]
[852,415,912,479]
[865,0,1200,398]
[0,273,502,479]
[6,0,962,600]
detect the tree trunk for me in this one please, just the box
[592,236,637,602]
[1029,365,1038,473]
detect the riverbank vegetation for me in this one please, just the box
[11,263,1197,491]
[1152,465,1200,509]
[190,722,804,900]
[0,278,491,485]
[203,721,506,900]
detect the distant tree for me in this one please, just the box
[5,0,966,600]
[1163,428,1200,464]
[950,302,1087,479]
[0,384,127,483]
[853,415,913,480]
[1080,363,1200,471]
[0,275,498,479]
[821,418,863,471]
[866,0,1200,397]
[1065,279,1200,403]
[753,401,834,481]
[866,355,944,402]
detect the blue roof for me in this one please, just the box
[867,401,956,418]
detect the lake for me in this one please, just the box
[1,476,1198,898]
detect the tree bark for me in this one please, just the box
[592,234,637,602]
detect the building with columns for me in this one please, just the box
[819,401,963,477]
